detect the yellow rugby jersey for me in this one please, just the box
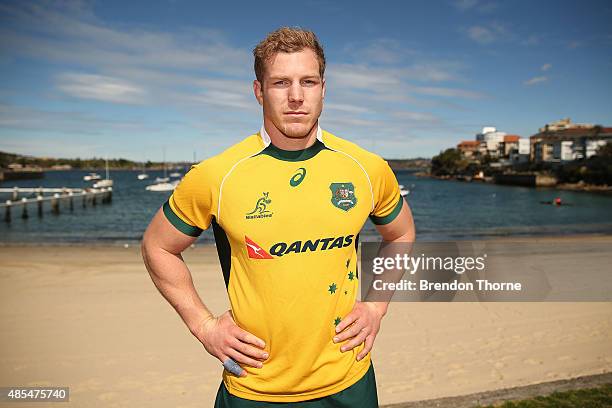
[163,126,403,402]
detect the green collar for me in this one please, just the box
[260,139,327,161]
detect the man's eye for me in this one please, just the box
[274,80,287,86]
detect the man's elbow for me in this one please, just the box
[400,217,416,242]
[141,235,149,263]
[383,227,414,243]
[141,224,156,267]
[400,227,416,242]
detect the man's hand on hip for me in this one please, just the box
[332,300,386,361]
[191,310,269,377]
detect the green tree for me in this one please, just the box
[431,148,467,176]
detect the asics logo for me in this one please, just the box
[290,168,306,187]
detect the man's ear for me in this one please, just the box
[253,80,263,105]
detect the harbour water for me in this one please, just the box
[1,169,611,244]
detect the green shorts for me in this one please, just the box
[214,362,379,407]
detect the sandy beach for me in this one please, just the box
[1,235,611,407]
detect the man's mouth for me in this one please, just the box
[285,111,308,116]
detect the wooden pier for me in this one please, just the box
[0,187,112,222]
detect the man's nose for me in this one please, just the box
[288,82,304,103]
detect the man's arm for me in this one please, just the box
[369,198,416,314]
[333,198,415,361]
[141,207,210,333]
[375,198,415,242]
[141,207,268,377]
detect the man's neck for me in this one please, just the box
[263,118,319,151]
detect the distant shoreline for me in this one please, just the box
[418,172,612,194]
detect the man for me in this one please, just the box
[142,27,415,407]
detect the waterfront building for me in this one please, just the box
[476,127,506,158]
[538,117,594,133]
[508,137,530,164]
[457,140,481,159]
[530,123,612,163]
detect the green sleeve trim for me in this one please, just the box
[369,195,404,225]
[163,201,203,237]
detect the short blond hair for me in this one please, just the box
[253,27,326,84]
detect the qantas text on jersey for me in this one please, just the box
[246,235,355,259]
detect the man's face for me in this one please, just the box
[254,49,325,139]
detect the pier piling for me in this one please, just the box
[37,195,43,217]
[4,200,11,223]
[21,197,28,219]
[51,193,60,215]
[1,187,111,222]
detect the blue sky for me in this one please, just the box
[1,0,611,161]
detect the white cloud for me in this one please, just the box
[466,22,510,44]
[0,2,251,76]
[182,90,253,110]
[327,62,471,94]
[402,63,460,82]
[410,85,484,99]
[326,64,402,90]
[454,0,480,10]
[1,2,253,111]
[522,35,541,46]
[57,73,147,104]
[0,2,487,159]
[0,103,162,135]
[477,2,499,12]
[324,103,371,114]
[343,38,416,65]
[523,76,548,86]
[322,116,380,128]
[454,0,498,13]
[194,78,254,96]
[520,64,551,87]
[392,111,441,123]
[467,26,496,44]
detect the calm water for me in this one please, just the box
[1,169,611,244]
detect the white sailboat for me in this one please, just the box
[93,158,113,188]
[137,163,149,180]
[155,149,169,182]
[147,149,176,191]
[145,179,179,192]
[83,172,101,181]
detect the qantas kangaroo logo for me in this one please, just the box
[245,236,273,259]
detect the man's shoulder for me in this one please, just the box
[188,133,264,181]
[204,133,264,166]
[321,129,388,173]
